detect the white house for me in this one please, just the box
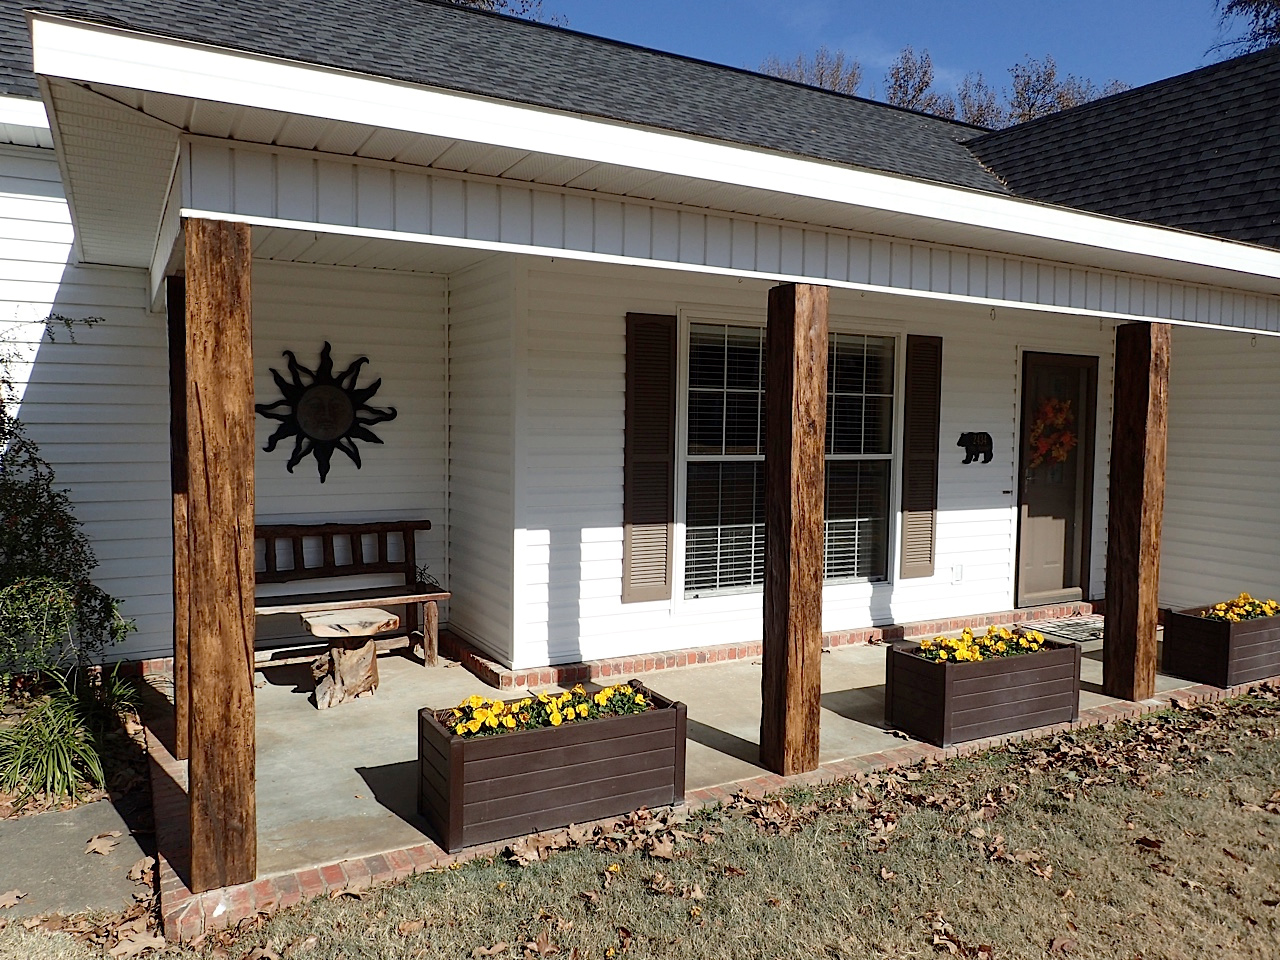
[1,0,1278,887]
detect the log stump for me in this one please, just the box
[302,608,398,710]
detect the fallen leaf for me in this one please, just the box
[246,947,281,960]
[577,891,600,907]
[397,919,425,935]
[524,928,559,957]
[1048,935,1077,954]
[108,932,165,958]
[472,942,509,958]
[647,839,675,861]
[933,933,959,954]
[1134,836,1162,850]
[0,890,25,910]
[127,857,155,884]
[86,831,123,856]
[879,866,896,882]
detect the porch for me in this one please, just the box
[142,616,1221,938]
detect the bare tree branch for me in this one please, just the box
[760,46,863,95]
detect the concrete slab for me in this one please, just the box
[243,630,1206,877]
[0,799,148,917]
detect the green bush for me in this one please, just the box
[0,315,131,673]
[0,691,105,803]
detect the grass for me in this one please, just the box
[4,689,1280,959]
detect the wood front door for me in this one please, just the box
[1016,352,1098,608]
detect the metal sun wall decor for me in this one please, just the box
[255,342,398,482]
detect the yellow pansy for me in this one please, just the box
[549,710,563,726]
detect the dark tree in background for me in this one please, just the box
[1216,0,1280,50]
[450,0,565,24]
[761,45,1128,128]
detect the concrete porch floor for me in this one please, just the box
[237,627,1188,877]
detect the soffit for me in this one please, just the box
[251,226,495,274]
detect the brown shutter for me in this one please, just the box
[900,335,943,579]
[623,313,677,602]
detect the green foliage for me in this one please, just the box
[0,691,105,803]
[0,315,131,673]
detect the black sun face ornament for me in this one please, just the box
[255,342,398,482]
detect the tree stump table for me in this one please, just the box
[302,607,399,709]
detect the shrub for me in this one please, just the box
[0,691,105,803]
[0,315,131,673]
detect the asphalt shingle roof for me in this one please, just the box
[0,0,1006,194]
[969,45,1280,250]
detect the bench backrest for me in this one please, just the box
[254,520,431,585]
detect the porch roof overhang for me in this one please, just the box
[28,11,1280,331]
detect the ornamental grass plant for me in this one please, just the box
[446,683,651,738]
[1201,591,1280,622]
[914,625,1048,663]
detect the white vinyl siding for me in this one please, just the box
[0,143,171,661]
[251,260,449,645]
[181,138,1280,335]
[1161,326,1280,609]
[447,255,518,662]
[515,258,1118,667]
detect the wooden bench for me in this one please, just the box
[253,520,450,669]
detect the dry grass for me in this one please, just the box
[5,689,1280,959]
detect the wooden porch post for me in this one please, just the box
[1103,321,1170,702]
[166,277,190,762]
[184,218,257,892]
[760,283,828,776]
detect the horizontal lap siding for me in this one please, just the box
[516,259,1115,668]
[252,260,448,645]
[0,145,171,660]
[1161,326,1280,609]
[448,256,517,662]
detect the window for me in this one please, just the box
[683,323,895,596]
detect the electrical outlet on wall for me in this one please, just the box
[951,565,964,584]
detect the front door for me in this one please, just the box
[1016,352,1098,608]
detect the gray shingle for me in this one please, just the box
[969,46,1280,250]
[0,0,1006,194]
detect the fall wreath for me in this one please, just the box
[1027,397,1078,469]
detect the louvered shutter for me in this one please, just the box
[900,335,943,579]
[623,314,677,602]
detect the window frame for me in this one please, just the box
[672,308,907,604]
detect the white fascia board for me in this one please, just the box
[29,12,1280,289]
[0,94,49,130]
[177,207,1280,338]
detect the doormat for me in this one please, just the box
[1033,615,1105,644]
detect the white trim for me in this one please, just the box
[179,206,1280,338]
[29,12,1280,294]
[0,95,49,131]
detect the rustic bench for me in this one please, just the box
[253,520,450,670]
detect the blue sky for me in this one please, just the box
[543,1,1237,97]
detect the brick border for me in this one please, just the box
[439,602,1102,690]
[146,658,1272,943]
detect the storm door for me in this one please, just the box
[1016,352,1098,607]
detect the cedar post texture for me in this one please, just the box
[166,277,190,762]
[1103,321,1170,702]
[184,218,257,891]
[760,283,828,776]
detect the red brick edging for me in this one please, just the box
[440,601,1102,690]
[146,660,1269,942]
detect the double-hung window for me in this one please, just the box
[683,322,895,596]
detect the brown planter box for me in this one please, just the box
[1162,607,1280,688]
[418,681,687,852]
[884,640,1081,747]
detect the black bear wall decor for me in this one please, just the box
[958,432,994,464]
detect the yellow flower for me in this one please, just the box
[572,684,587,695]
[474,707,491,722]
[491,699,505,712]
[454,722,466,735]
[634,694,646,705]
[937,651,948,661]
[466,718,483,734]
[549,710,563,726]
[577,704,590,717]
[502,715,516,728]
[467,695,485,709]
[537,692,551,703]
[484,714,499,728]
[594,692,610,706]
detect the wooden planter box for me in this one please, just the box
[418,682,687,852]
[884,640,1081,747]
[1162,607,1280,688]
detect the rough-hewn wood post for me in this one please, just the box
[166,277,190,762]
[760,283,828,776]
[184,218,257,891]
[1103,321,1170,702]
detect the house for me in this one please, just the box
[0,0,1277,891]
